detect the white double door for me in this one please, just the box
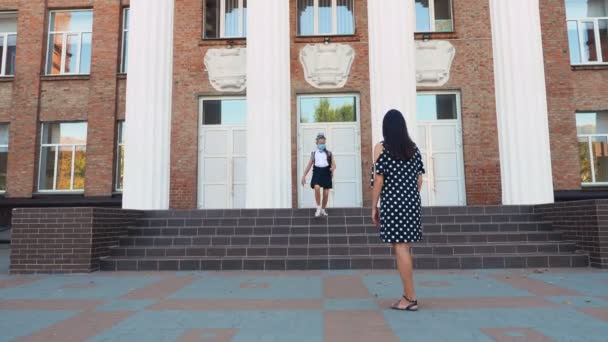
[417,120,466,206]
[298,123,363,208]
[198,126,247,209]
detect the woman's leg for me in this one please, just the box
[393,243,417,307]
[322,189,330,209]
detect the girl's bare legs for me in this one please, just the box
[393,243,418,308]
[322,189,330,209]
[314,185,321,207]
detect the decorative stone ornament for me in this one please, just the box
[204,47,247,92]
[415,40,456,87]
[300,43,355,89]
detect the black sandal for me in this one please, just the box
[390,295,418,311]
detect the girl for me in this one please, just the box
[372,109,424,311]
[301,133,336,217]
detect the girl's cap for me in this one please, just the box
[316,133,326,140]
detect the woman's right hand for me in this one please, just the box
[371,207,380,228]
[301,176,306,186]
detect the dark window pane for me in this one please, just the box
[300,96,357,123]
[434,0,453,32]
[600,19,608,62]
[5,34,16,75]
[582,21,598,62]
[39,146,57,190]
[436,94,457,120]
[203,100,221,125]
[205,0,220,38]
[0,147,6,191]
[416,94,458,120]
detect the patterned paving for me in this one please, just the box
[0,268,607,341]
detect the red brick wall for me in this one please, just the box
[415,0,502,205]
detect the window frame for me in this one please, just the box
[0,123,8,193]
[115,121,125,192]
[415,90,461,122]
[567,17,608,65]
[576,112,608,186]
[204,0,247,39]
[37,122,87,193]
[296,0,356,37]
[200,96,247,127]
[415,0,454,33]
[0,11,17,77]
[45,9,94,76]
[120,8,129,74]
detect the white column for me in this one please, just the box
[245,0,291,208]
[489,0,554,205]
[122,0,174,210]
[368,0,418,144]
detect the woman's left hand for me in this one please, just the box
[371,207,380,228]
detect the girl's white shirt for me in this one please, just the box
[313,150,329,167]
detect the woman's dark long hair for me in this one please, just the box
[382,109,416,160]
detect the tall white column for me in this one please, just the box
[368,0,418,144]
[123,0,174,210]
[490,0,554,205]
[245,0,291,208]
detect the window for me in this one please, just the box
[416,93,458,121]
[566,0,608,65]
[116,121,125,191]
[0,12,17,77]
[576,111,608,185]
[299,95,357,123]
[38,122,87,192]
[0,124,8,192]
[204,0,247,39]
[297,0,355,36]
[202,98,247,125]
[120,8,129,73]
[46,10,93,75]
[415,0,453,33]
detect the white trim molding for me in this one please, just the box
[490,0,554,205]
[368,0,417,144]
[123,0,174,210]
[245,0,292,208]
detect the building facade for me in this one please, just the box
[0,0,606,211]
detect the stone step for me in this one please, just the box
[127,222,554,236]
[100,252,589,271]
[139,206,536,220]
[135,213,543,228]
[108,242,578,258]
[119,231,564,247]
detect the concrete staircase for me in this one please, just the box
[99,206,589,271]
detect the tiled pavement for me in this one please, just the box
[0,263,607,342]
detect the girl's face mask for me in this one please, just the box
[317,144,326,151]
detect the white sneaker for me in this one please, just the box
[315,208,321,217]
[321,209,328,217]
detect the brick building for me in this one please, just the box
[0,0,607,213]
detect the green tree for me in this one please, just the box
[313,99,355,123]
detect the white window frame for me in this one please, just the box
[0,11,17,77]
[45,9,93,75]
[220,0,245,38]
[297,0,356,36]
[415,0,454,33]
[37,122,87,193]
[578,133,608,186]
[120,8,129,74]
[115,121,125,192]
[0,123,8,193]
[568,17,608,65]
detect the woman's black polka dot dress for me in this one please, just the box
[374,144,425,243]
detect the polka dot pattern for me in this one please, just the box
[374,145,425,244]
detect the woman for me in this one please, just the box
[371,109,425,311]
